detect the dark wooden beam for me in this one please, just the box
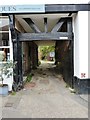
[9,15,15,30]
[18,32,72,41]
[45,4,90,13]
[44,18,48,33]
[67,18,72,33]
[9,15,23,91]
[51,17,71,33]
[51,18,65,33]
[9,14,16,39]
[23,18,41,33]
[9,15,20,88]
[68,12,72,16]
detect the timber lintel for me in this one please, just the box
[18,32,73,41]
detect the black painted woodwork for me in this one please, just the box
[67,18,74,88]
[13,33,20,85]
[45,4,90,13]
[67,18,72,33]
[1,4,90,16]
[51,18,65,33]
[23,18,41,33]
[9,15,23,91]
[18,32,72,41]
[51,17,72,33]
[44,17,48,33]
[9,15,16,40]
[73,77,90,94]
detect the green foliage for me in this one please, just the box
[70,90,76,93]
[11,91,16,95]
[39,46,55,60]
[65,84,69,88]
[0,61,17,85]
[0,51,4,61]
[26,74,32,83]
[38,60,41,66]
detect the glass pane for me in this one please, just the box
[0,33,9,46]
[0,17,9,31]
[0,16,9,46]
[0,48,10,61]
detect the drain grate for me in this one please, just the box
[5,103,13,107]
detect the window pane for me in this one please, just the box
[0,33,9,46]
[0,16,9,46]
[0,48,10,61]
[0,17,9,31]
[0,16,10,62]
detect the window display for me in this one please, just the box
[0,16,10,62]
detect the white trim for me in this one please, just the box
[0,31,9,33]
[0,61,11,64]
[0,16,8,18]
[59,37,68,40]
[9,28,13,61]
[0,46,10,48]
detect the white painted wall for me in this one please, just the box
[73,11,88,79]
[73,13,80,78]
[89,11,90,78]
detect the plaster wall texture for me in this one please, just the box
[73,11,88,79]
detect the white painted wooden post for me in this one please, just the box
[9,28,13,61]
[7,28,13,91]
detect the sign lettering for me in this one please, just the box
[0,5,45,13]
[0,6,16,12]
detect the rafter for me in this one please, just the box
[51,17,72,33]
[51,18,66,33]
[23,18,41,33]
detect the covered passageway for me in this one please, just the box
[0,4,89,93]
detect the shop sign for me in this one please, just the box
[0,5,45,13]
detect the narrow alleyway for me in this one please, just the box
[1,61,88,118]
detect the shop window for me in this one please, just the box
[0,16,11,62]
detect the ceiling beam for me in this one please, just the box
[18,32,72,41]
[44,17,48,33]
[23,18,41,33]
